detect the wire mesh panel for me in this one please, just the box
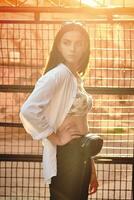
[0,12,133,200]
[0,23,59,86]
[91,162,132,200]
[0,22,134,86]
[0,126,42,155]
[0,160,132,200]
[0,161,49,200]
[89,94,134,157]
[85,22,134,88]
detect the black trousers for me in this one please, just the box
[50,136,92,200]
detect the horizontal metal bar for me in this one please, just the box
[0,122,23,127]
[0,85,134,95]
[0,154,42,162]
[0,7,134,24]
[0,19,134,24]
[0,154,133,164]
[0,7,134,16]
[0,85,33,93]
[0,20,38,24]
[1,121,134,128]
[85,87,134,95]
[94,156,134,164]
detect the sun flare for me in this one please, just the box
[81,0,99,7]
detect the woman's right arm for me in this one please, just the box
[20,72,59,142]
[20,67,80,145]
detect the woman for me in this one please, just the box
[20,22,99,200]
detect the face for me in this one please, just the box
[58,30,87,70]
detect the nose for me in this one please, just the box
[70,43,76,52]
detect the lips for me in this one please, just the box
[68,54,75,57]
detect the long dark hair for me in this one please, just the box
[44,22,90,76]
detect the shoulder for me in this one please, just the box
[50,63,71,76]
[44,63,74,83]
[35,63,76,88]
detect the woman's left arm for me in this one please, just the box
[88,159,99,195]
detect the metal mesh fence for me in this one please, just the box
[91,162,132,200]
[0,22,134,87]
[0,161,49,200]
[0,160,132,200]
[0,12,133,200]
[89,94,134,157]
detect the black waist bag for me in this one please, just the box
[80,133,103,158]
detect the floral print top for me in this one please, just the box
[68,77,93,116]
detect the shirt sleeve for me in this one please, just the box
[19,72,58,140]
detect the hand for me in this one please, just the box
[88,172,99,195]
[88,159,99,195]
[57,124,81,145]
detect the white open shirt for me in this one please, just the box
[20,63,77,184]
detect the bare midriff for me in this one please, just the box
[58,114,89,136]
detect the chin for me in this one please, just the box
[68,60,77,66]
